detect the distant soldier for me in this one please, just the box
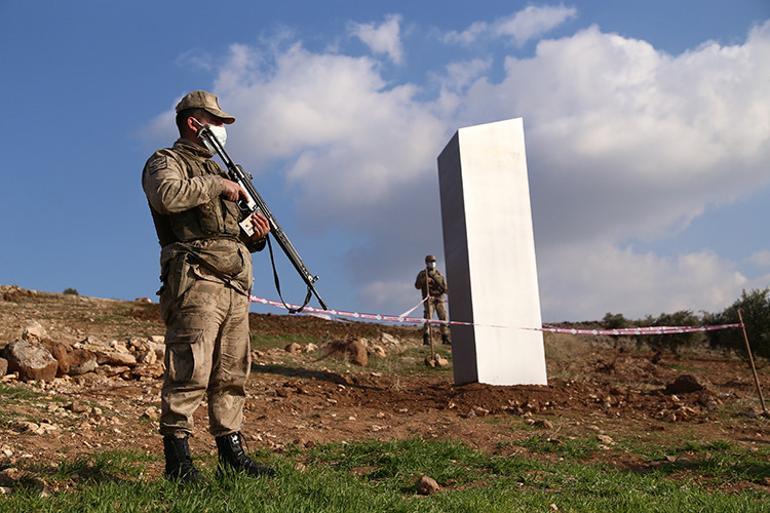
[415,255,451,346]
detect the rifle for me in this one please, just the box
[197,125,328,312]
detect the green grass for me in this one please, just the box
[0,383,42,403]
[1,439,767,512]
[516,435,601,460]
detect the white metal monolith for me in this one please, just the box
[437,118,547,385]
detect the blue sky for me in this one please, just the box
[1,1,769,321]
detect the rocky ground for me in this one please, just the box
[0,284,768,494]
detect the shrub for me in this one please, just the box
[706,288,770,358]
[63,288,79,296]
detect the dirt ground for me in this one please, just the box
[0,285,767,483]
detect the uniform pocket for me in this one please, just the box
[165,328,204,384]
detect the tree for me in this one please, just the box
[706,288,770,358]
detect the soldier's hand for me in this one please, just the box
[249,212,270,240]
[221,178,248,202]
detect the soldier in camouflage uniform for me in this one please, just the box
[415,255,451,346]
[142,90,274,483]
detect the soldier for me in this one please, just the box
[415,255,451,346]
[142,90,274,483]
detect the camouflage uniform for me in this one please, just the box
[142,138,264,438]
[415,267,451,342]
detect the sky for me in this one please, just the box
[1,0,769,322]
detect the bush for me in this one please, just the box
[706,288,770,358]
[602,312,628,329]
[637,310,705,354]
[63,288,79,296]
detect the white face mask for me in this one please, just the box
[428,262,437,270]
[201,124,227,153]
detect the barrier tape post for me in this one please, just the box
[738,308,768,416]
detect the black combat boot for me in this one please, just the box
[441,334,451,346]
[423,332,431,346]
[163,435,203,484]
[216,432,276,478]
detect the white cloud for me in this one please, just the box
[457,22,770,247]
[349,14,404,64]
[538,244,748,321]
[146,18,770,320]
[445,5,577,46]
[748,249,770,268]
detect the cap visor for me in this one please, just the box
[204,107,236,124]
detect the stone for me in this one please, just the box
[424,356,436,368]
[348,339,368,366]
[285,343,302,354]
[21,321,48,342]
[369,344,387,358]
[304,343,318,353]
[380,333,400,346]
[3,340,58,382]
[416,475,441,495]
[142,406,160,420]
[108,340,131,354]
[67,401,90,414]
[147,341,165,360]
[664,374,704,394]
[44,341,97,376]
[597,434,615,445]
[95,351,137,367]
[532,419,554,430]
[0,358,7,377]
[435,355,449,367]
[132,363,164,379]
[137,350,157,365]
[134,297,152,304]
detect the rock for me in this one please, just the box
[368,344,387,358]
[21,321,48,342]
[67,401,90,414]
[424,356,436,368]
[95,351,137,367]
[0,358,6,377]
[132,363,164,379]
[348,339,368,366]
[416,475,441,495]
[597,434,615,445]
[147,341,165,359]
[435,355,449,367]
[664,374,704,395]
[303,343,318,353]
[137,350,157,366]
[134,297,152,304]
[285,343,302,354]
[13,421,40,433]
[380,333,400,346]
[3,340,58,382]
[532,419,554,430]
[108,340,131,354]
[0,486,10,495]
[141,406,160,420]
[44,341,97,376]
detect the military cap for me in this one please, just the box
[175,90,235,124]
[425,255,437,263]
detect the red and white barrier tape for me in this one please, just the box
[249,295,741,336]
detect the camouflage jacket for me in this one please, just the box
[415,269,447,298]
[142,138,263,295]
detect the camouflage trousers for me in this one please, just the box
[159,265,251,438]
[423,297,450,339]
